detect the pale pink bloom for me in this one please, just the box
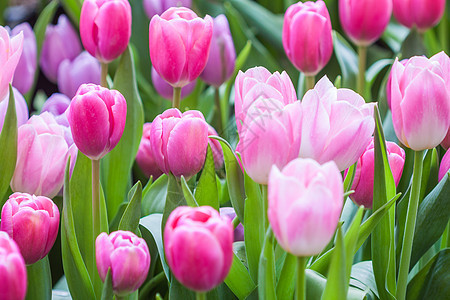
[0,25,23,101]
[11,23,36,94]
[0,232,27,300]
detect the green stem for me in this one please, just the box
[101,63,108,88]
[296,256,307,300]
[173,87,181,109]
[196,292,206,300]
[138,272,166,300]
[447,221,450,248]
[357,45,367,97]
[214,87,223,135]
[92,159,101,253]
[232,216,240,229]
[305,75,315,91]
[397,150,424,300]
[262,184,268,230]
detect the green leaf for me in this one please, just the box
[33,0,58,59]
[258,227,276,300]
[419,148,439,201]
[224,253,256,300]
[276,253,296,300]
[322,224,346,300]
[350,261,379,299]
[142,174,168,216]
[180,176,198,207]
[400,29,427,58]
[118,182,143,234]
[60,0,82,26]
[333,31,358,90]
[194,146,219,210]
[168,278,195,300]
[25,256,52,300]
[100,269,114,300]
[343,162,356,193]
[162,174,186,233]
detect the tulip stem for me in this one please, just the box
[173,87,182,109]
[214,87,223,135]
[196,292,206,300]
[357,45,367,97]
[262,184,268,230]
[25,256,52,300]
[305,76,315,91]
[92,159,101,249]
[101,63,108,88]
[232,216,240,229]
[397,150,424,300]
[296,256,307,300]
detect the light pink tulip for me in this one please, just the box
[268,158,343,256]
[339,0,392,46]
[0,87,29,133]
[282,0,333,76]
[348,138,405,208]
[299,76,375,171]
[389,53,450,150]
[0,26,23,102]
[11,112,70,198]
[0,232,27,300]
[1,193,59,265]
[136,122,164,179]
[151,67,195,100]
[150,108,209,178]
[96,231,150,297]
[439,150,450,181]
[207,124,224,169]
[144,0,192,19]
[67,84,127,160]
[393,0,445,32]
[234,66,297,134]
[164,206,233,292]
[386,59,408,109]
[149,7,213,87]
[11,23,36,94]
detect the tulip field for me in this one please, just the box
[1,0,450,299]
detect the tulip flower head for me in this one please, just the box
[0,25,23,101]
[0,87,29,134]
[136,122,164,179]
[438,150,450,182]
[144,0,192,20]
[393,0,446,32]
[0,232,27,300]
[151,66,196,100]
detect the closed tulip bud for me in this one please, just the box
[0,232,27,300]
[58,51,101,98]
[299,76,375,171]
[442,130,450,150]
[164,206,233,292]
[386,59,408,109]
[40,15,81,83]
[41,93,71,127]
[438,150,450,181]
[11,23,37,94]
[144,0,192,19]
[219,207,244,242]
[268,158,344,256]
[67,84,127,160]
[0,87,29,133]
[389,53,450,150]
[149,7,213,87]
[80,0,132,63]
[207,124,224,169]
[339,0,392,46]
[0,26,23,102]
[136,123,164,179]
[200,15,236,87]
[282,0,333,76]
[1,193,60,265]
[151,67,195,100]
[393,0,445,32]
[150,108,209,178]
[96,231,150,297]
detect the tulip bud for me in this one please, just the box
[386,59,408,109]
[40,15,82,83]
[58,51,101,98]
[282,0,333,76]
[144,0,192,19]
[164,206,233,292]
[1,192,60,265]
[207,124,224,169]
[136,123,164,179]
[67,84,127,160]
[149,7,213,87]
[96,231,150,297]
[219,207,244,241]
[268,158,343,256]
[339,0,392,46]
[11,23,37,94]
[442,130,450,150]
[200,15,236,87]
[150,108,209,178]
[41,93,71,127]
[151,67,195,100]
[0,26,23,102]
[0,87,29,133]
[393,0,446,32]
[0,232,27,300]
[439,150,450,181]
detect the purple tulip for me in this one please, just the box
[207,124,224,169]
[151,67,195,100]
[11,23,37,94]
[219,207,244,241]
[0,232,27,300]
[0,26,23,102]
[0,87,29,133]
[143,0,192,19]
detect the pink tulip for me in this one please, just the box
[393,0,446,32]
[219,207,244,242]
[1,193,60,265]
[299,76,375,171]
[282,0,333,76]
[11,112,71,198]
[348,138,405,208]
[164,206,233,292]
[143,0,192,19]
[442,130,450,150]
[234,66,297,134]
[40,15,81,83]
[67,84,127,160]
[268,158,343,256]
[0,232,27,300]
[200,15,236,87]
[439,150,450,181]
[151,67,196,100]
[150,108,209,178]
[0,87,29,133]
[339,0,392,46]
[389,53,450,150]
[207,124,224,169]
[11,23,36,94]
[0,26,23,102]
[80,0,132,63]
[96,231,150,297]
[149,7,213,87]
[386,59,408,109]
[136,122,164,179]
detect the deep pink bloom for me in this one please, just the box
[149,7,213,87]
[0,87,29,133]
[67,84,127,160]
[80,0,132,63]
[136,123,164,179]
[151,67,195,100]
[0,25,23,101]
[164,206,233,292]
[11,23,36,94]
[442,130,450,150]
[150,108,209,178]
[282,0,333,76]
[0,232,27,300]
[393,0,445,32]
[207,124,224,169]
[339,0,392,46]
[268,158,343,256]
[219,207,244,242]
[96,231,150,297]
[143,0,192,19]
[439,150,450,181]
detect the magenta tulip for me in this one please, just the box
[282,0,333,76]
[339,0,392,46]
[0,232,27,300]
[11,23,36,94]
[442,130,450,150]
[67,84,127,160]
[136,122,164,179]
[150,108,209,178]
[439,150,450,181]
[389,53,450,150]
[393,0,446,32]
[207,124,224,169]
[149,7,213,87]
[0,25,23,102]
[268,158,343,256]
[96,231,150,297]
[151,67,196,100]
[299,76,375,171]
[0,87,29,133]
[219,207,244,242]
[164,206,233,292]
[144,0,192,19]
[1,193,60,265]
